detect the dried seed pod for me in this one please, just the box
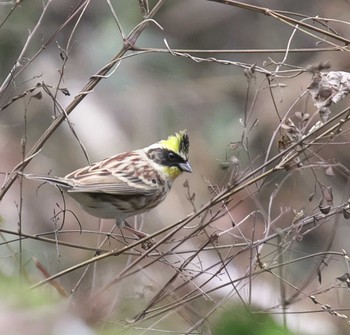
[318,184,333,214]
[319,205,331,214]
[343,203,350,219]
[337,273,350,288]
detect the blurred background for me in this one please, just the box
[1,0,350,334]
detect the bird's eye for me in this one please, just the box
[167,152,176,160]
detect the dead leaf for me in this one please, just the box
[308,71,350,121]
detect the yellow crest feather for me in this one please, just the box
[160,130,188,155]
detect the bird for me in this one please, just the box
[22,131,192,245]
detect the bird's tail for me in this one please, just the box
[18,172,73,189]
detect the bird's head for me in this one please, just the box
[146,131,192,180]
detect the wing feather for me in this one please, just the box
[66,150,165,195]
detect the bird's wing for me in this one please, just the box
[21,173,74,189]
[66,151,164,195]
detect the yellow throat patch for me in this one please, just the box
[163,166,182,180]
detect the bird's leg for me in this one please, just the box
[115,218,129,245]
[123,220,148,239]
[116,219,154,249]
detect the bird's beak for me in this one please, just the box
[179,161,192,173]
